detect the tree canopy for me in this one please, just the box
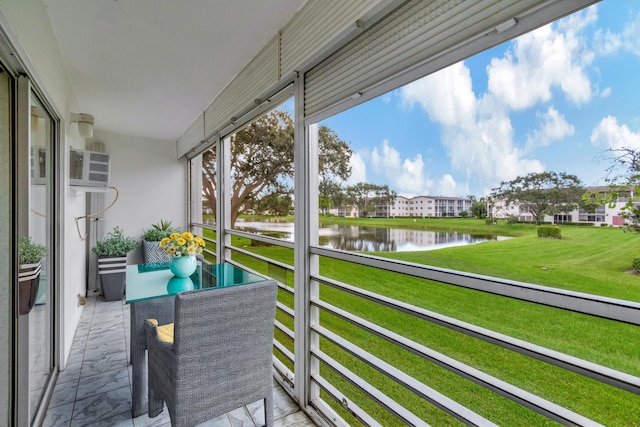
[202,109,352,225]
[319,180,346,214]
[596,147,640,232]
[467,195,489,219]
[490,171,584,225]
[345,182,396,218]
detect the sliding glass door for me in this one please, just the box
[25,91,56,424]
[0,27,59,427]
[0,60,13,426]
[8,73,59,425]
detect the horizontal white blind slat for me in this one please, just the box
[203,36,279,137]
[179,1,387,157]
[307,1,501,109]
[280,0,376,76]
[177,112,204,158]
[304,0,549,118]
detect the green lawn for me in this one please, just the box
[380,223,640,301]
[205,217,640,426]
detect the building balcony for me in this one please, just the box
[43,297,315,427]
[4,1,640,426]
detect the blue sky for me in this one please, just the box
[318,1,640,199]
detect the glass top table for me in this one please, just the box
[125,261,265,303]
[126,261,266,416]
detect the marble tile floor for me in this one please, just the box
[43,296,316,427]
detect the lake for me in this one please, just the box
[234,220,509,252]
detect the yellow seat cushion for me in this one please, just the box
[147,319,174,343]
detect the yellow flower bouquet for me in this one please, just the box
[160,231,205,258]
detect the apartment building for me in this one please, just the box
[389,195,472,218]
[491,187,636,226]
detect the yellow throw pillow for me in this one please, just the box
[147,319,175,343]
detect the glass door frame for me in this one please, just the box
[0,18,63,425]
[16,74,60,426]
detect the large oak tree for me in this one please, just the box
[490,171,584,225]
[202,109,352,226]
[345,182,397,218]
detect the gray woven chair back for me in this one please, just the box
[171,279,277,425]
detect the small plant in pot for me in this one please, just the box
[92,226,138,301]
[141,219,178,264]
[18,236,47,315]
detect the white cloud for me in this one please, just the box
[622,12,640,55]
[600,87,611,98]
[487,17,593,109]
[525,106,575,151]
[400,62,545,189]
[559,4,598,33]
[346,152,367,185]
[401,62,476,127]
[397,155,427,193]
[594,28,623,55]
[434,174,469,197]
[371,140,401,173]
[369,140,433,194]
[591,116,640,150]
[540,107,575,140]
[394,8,601,193]
[594,9,640,56]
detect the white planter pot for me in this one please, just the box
[98,255,128,301]
[18,261,41,315]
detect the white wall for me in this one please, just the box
[0,8,186,423]
[93,129,187,264]
[0,0,92,371]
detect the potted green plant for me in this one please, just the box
[141,219,178,263]
[18,236,47,315]
[92,226,138,301]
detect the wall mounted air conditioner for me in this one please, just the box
[69,148,110,190]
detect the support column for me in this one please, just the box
[218,136,231,262]
[293,74,320,408]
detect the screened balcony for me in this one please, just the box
[43,297,314,426]
[3,0,640,426]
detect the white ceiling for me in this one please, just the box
[44,0,306,141]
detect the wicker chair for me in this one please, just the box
[144,280,278,427]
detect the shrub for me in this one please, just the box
[537,226,562,239]
[633,258,640,273]
[92,226,138,256]
[485,218,496,225]
[18,236,47,264]
[506,215,519,225]
[142,219,178,242]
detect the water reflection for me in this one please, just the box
[235,220,506,252]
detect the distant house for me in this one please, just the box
[328,205,358,218]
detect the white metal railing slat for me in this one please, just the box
[312,300,606,426]
[311,245,640,325]
[314,274,640,395]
